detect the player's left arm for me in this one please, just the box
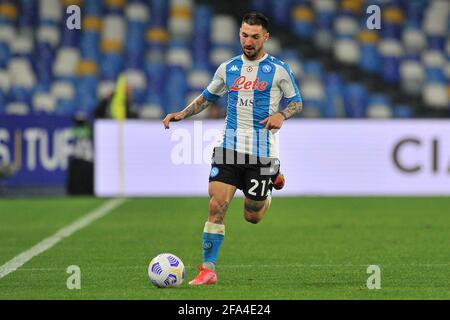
[260,101,302,130]
[278,100,303,120]
[260,64,303,130]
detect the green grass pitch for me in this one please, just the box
[0,196,449,299]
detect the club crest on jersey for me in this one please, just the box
[230,76,268,91]
[261,64,272,73]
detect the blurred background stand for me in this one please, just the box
[66,112,94,195]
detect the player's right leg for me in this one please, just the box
[189,181,236,285]
[207,181,236,225]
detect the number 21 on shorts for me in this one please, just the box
[248,179,269,197]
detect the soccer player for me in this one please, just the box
[162,12,303,285]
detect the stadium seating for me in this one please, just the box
[0,0,448,118]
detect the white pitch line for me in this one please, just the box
[0,198,127,280]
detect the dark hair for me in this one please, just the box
[242,12,269,31]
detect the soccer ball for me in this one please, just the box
[148,253,185,288]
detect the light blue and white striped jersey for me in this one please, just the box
[202,53,302,158]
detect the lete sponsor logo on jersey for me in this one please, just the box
[230,76,268,91]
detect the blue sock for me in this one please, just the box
[202,222,225,270]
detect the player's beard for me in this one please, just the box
[242,45,261,60]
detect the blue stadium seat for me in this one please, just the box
[104,0,125,15]
[164,66,187,114]
[83,0,104,16]
[393,104,414,118]
[192,5,212,70]
[0,90,8,112]
[292,4,314,40]
[380,6,404,40]
[358,30,380,74]
[315,2,335,30]
[314,0,336,50]
[150,0,169,28]
[18,0,37,29]
[344,83,368,118]
[250,0,270,16]
[0,1,17,25]
[427,34,446,51]
[359,43,380,74]
[379,40,403,83]
[9,86,32,107]
[271,0,292,28]
[367,94,392,118]
[125,51,144,70]
[34,42,54,85]
[144,61,165,109]
[33,82,51,95]
[302,60,324,79]
[324,72,346,118]
[0,42,10,68]
[55,99,77,116]
[101,53,123,81]
[425,67,446,84]
[81,31,101,63]
[126,22,147,53]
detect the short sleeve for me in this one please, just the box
[202,63,227,103]
[278,63,302,105]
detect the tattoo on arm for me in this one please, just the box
[180,95,213,118]
[279,101,303,120]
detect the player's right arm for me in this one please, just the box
[163,63,227,129]
[163,95,213,129]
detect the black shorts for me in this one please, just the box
[208,147,280,201]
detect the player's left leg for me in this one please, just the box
[242,164,274,224]
[243,193,272,224]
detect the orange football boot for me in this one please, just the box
[188,265,218,285]
[273,172,285,190]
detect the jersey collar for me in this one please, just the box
[241,53,269,65]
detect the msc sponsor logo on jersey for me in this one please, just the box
[230,76,268,91]
[238,98,254,107]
